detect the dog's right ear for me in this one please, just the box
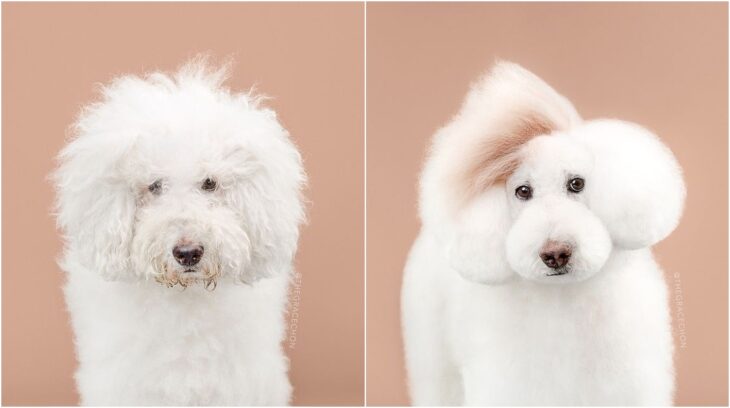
[441,187,515,284]
[53,129,138,281]
[419,61,580,284]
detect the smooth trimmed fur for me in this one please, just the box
[402,62,685,405]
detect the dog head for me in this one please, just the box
[53,57,306,288]
[420,62,685,284]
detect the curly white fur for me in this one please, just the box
[53,58,306,405]
[402,62,685,405]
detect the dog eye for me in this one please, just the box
[201,178,217,192]
[567,177,585,193]
[148,180,163,195]
[515,185,532,200]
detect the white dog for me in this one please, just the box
[53,59,305,405]
[402,62,685,405]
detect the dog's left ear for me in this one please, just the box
[225,114,307,284]
[580,120,686,249]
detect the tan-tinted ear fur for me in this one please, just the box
[420,61,582,221]
[461,112,558,203]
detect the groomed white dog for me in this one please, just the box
[402,62,685,405]
[53,58,305,405]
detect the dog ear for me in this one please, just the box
[419,61,580,284]
[580,120,686,249]
[224,112,307,284]
[53,131,138,281]
[442,187,515,284]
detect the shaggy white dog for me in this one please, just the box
[402,62,685,405]
[53,59,305,405]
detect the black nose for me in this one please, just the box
[540,241,572,269]
[172,244,204,267]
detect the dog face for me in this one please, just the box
[420,62,685,285]
[54,59,306,288]
[128,131,268,288]
[503,134,611,283]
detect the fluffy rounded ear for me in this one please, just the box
[53,131,138,281]
[418,61,580,284]
[442,187,515,284]
[579,120,686,249]
[224,113,307,284]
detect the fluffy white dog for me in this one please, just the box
[53,59,305,405]
[402,62,685,405]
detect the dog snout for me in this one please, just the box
[172,244,204,267]
[539,241,572,269]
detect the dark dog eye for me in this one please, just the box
[148,180,162,195]
[567,177,585,193]
[515,185,532,200]
[201,178,217,192]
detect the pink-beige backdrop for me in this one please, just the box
[367,2,728,405]
[3,3,363,405]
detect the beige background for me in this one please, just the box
[2,3,363,406]
[367,2,728,406]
